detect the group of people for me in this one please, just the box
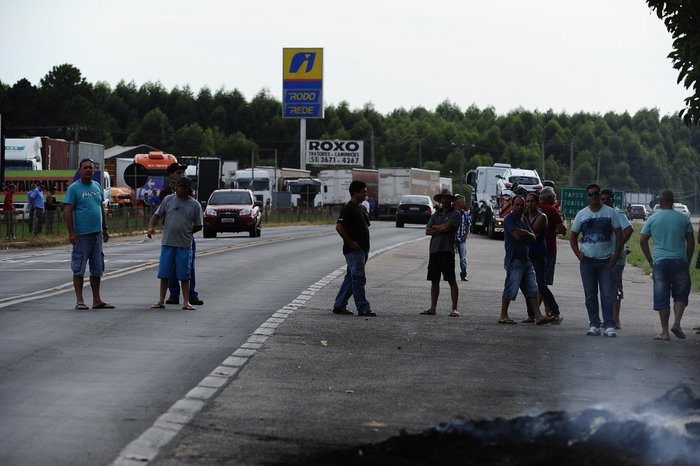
[1,182,62,239]
[61,160,203,312]
[331,180,698,340]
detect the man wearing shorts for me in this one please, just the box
[640,189,694,341]
[421,189,461,317]
[147,176,203,310]
[64,158,114,310]
[498,195,553,325]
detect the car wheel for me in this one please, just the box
[203,228,216,238]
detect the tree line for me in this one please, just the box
[2,64,700,200]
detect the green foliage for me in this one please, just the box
[647,1,700,125]
[3,63,700,203]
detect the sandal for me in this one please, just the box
[536,316,555,326]
[420,309,436,315]
[182,304,196,310]
[151,303,165,309]
[449,310,460,317]
[75,303,89,310]
[498,318,517,324]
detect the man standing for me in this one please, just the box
[498,195,553,325]
[421,189,461,317]
[27,183,45,235]
[601,188,633,329]
[159,162,204,306]
[148,176,203,310]
[3,183,17,240]
[64,158,114,310]
[640,189,694,341]
[454,194,470,281]
[538,187,566,287]
[332,180,375,317]
[569,183,622,337]
[45,186,61,234]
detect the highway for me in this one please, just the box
[0,222,425,466]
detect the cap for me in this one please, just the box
[167,162,187,173]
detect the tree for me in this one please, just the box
[647,1,700,124]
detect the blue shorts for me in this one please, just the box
[158,246,192,281]
[503,259,538,301]
[71,233,105,277]
[652,259,690,310]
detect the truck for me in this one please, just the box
[233,168,272,206]
[183,157,222,202]
[132,151,178,201]
[319,168,379,212]
[465,163,512,239]
[4,137,43,170]
[377,167,441,219]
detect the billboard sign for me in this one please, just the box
[562,187,624,220]
[306,140,363,166]
[283,48,323,118]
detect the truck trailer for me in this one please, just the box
[377,167,441,219]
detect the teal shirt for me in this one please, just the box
[64,180,104,236]
[640,209,693,263]
[571,205,621,259]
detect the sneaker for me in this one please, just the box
[586,326,601,336]
[190,298,204,305]
[332,307,353,315]
[603,327,617,337]
[165,297,179,305]
[358,311,377,317]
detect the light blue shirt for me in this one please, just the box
[571,204,621,259]
[27,187,45,209]
[64,180,104,236]
[640,209,693,263]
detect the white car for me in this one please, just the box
[674,203,691,217]
[496,168,543,197]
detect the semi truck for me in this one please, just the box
[234,168,272,206]
[377,167,441,219]
[466,163,512,239]
[319,168,379,213]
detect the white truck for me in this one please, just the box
[4,137,43,170]
[377,167,441,219]
[465,163,512,238]
[234,168,272,206]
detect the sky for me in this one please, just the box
[0,0,688,118]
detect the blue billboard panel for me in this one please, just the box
[283,81,323,118]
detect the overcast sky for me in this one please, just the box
[1,0,687,117]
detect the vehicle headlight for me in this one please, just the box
[205,207,217,216]
[239,208,251,216]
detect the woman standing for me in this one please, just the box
[3,184,16,240]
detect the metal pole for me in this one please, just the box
[300,119,306,171]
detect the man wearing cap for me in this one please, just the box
[421,189,461,317]
[148,176,203,310]
[159,162,204,306]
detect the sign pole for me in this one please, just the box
[300,119,306,171]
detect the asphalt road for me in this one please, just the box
[0,222,425,466]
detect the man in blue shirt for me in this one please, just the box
[64,158,114,310]
[640,189,694,341]
[27,183,45,235]
[569,183,622,337]
[454,194,471,281]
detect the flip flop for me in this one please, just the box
[420,310,436,315]
[498,318,517,324]
[521,317,535,323]
[671,328,686,339]
[92,302,115,309]
[449,310,460,317]
[182,304,196,310]
[75,303,89,310]
[654,335,670,341]
[151,303,165,309]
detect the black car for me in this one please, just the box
[395,195,434,228]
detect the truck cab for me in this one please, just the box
[466,163,511,238]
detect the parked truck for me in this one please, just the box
[234,168,272,206]
[465,163,512,239]
[377,167,441,219]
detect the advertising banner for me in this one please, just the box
[306,140,364,166]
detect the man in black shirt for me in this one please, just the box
[332,180,375,317]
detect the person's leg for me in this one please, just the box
[156,279,168,305]
[189,238,199,301]
[87,234,108,307]
[499,297,512,321]
[430,280,440,311]
[348,250,371,313]
[597,259,615,330]
[73,276,85,305]
[448,278,459,312]
[500,262,522,322]
[652,260,672,339]
[457,240,467,278]
[181,280,191,307]
[580,258,601,328]
[89,276,102,306]
[70,237,89,306]
[167,277,181,303]
[669,262,691,337]
[612,263,624,328]
[534,254,559,317]
[333,255,354,311]
[658,308,671,339]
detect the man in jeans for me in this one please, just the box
[332,180,375,317]
[454,194,470,281]
[569,183,623,337]
[640,189,694,341]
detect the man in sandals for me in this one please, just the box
[421,189,461,317]
[498,195,554,325]
[147,176,203,310]
[64,158,114,310]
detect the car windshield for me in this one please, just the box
[400,196,430,205]
[209,192,252,205]
[509,176,539,185]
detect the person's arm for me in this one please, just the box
[685,231,695,265]
[640,234,653,267]
[336,222,360,250]
[609,227,623,269]
[146,213,161,238]
[569,230,582,260]
[531,213,547,235]
[622,226,633,244]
